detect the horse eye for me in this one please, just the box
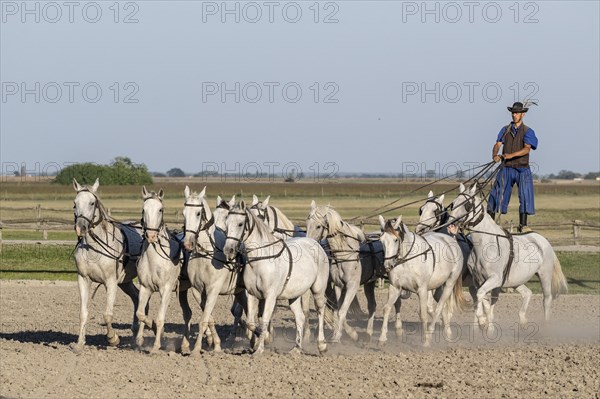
[238,222,243,227]
[317,226,322,229]
[197,212,201,216]
[159,209,163,213]
[90,201,95,206]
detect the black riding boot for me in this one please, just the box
[518,213,530,233]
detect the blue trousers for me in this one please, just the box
[487,166,535,215]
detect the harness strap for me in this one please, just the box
[501,228,514,286]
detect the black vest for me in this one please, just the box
[502,123,530,168]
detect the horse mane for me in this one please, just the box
[270,206,295,230]
[324,207,366,242]
[80,185,115,223]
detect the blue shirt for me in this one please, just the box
[496,124,538,150]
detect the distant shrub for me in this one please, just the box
[53,157,153,185]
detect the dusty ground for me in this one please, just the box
[1,280,598,399]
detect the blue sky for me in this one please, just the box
[1,0,599,177]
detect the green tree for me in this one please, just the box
[54,157,153,185]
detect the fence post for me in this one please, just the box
[573,220,581,245]
[0,226,3,253]
[36,204,42,227]
[42,221,48,240]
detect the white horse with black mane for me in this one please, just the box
[182,186,248,355]
[306,201,390,343]
[378,215,468,346]
[72,178,146,352]
[135,187,193,353]
[223,201,330,355]
[448,183,568,331]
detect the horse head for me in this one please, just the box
[182,186,212,251]
[448,183,484,229]
[416,190,446,234]
[73,178,101,237]
[141,186,164,243]
[214,194,235,232]
[378,215,406,271]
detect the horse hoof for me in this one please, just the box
[149,348,160,355]
[378,340,387,348]
[289,347,303,355]
[395,329,403,338]
[69,343,84,354]
[252,347,264,357]
[213,345,222,353]
[107,335,120,347]
[317,341,327,354]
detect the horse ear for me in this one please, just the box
[158,189,164,199]
[427,190,434,199]
[262,195,270,208]
[142,186,149,199]
[394,215,403,230]
[378,215,386,231]
[184,185,191,199]
[91,178,99,193]
[459,183,465,193]
[229,195,236,207]
[470,183,478,195]
[239,200,246,210]
[216,195,222,206]
[310,200,316,211]
[438,194,445,204]
[199,186,206,198]
[73,178,82,192]
[252,195,259,206]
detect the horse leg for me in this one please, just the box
[118,281,141,334]
[417,288,430,347]
[73,275,91,352]
[378,283,401,347]
[364,281,377,342]
[233,290,251,341]
[475,275,502,332]
[469,285,478,323]
[197,287,223,354]
[253,295,277,356]
[515,284,532,326]
[427,281,456,346]
[428,290,437,318]
[301,291,312,343]
[288,297,306,354]
[178,288,192,353]
[335,285,360,342]
[104,280,120,347]
[246,294,260,351]
[393,295,403,338]
[310,285,327,355]
[135,285,152,349]
[150,284,174,354]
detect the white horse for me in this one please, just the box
[306,201,387,343]
[378,216,468,346]
[250,195,302,239]
[223,201,329,355]
[213,195,236,232]
[182,186,248,355]
[135,187,192,353]
[448,183,568,331]
[72,178,146,352]
[417,188,498,321]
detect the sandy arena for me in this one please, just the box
[1,280,598,398]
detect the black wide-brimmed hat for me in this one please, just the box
[507,102,528,113]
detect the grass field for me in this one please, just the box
[0,243,597,294]
[1,178,598,291]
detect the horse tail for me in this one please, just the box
[551,252,568,299]
[451,274,470,313]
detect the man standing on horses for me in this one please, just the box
[487,101,538,233]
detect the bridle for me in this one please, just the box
[252,203,296,237]
[417,199,445,232]
[382,221,435,272]
[74,189,102,230]
[183,201,214,238]
[141,196,179,263]
[449,192,485,230]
